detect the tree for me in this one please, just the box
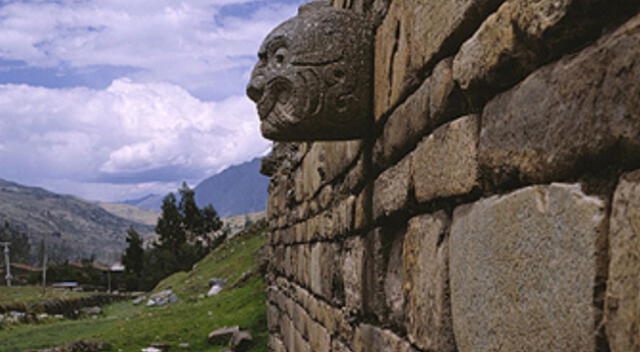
[136,182,224,290]
[177,182,222,242]
[122,227,144,277]
[155,192,186,256]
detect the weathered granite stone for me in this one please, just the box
[362,228,386,321]
[411,115,479,203]
[310,242,338,300]
[453,0,640,103]
[307,318,331,352]
[342,154,368,195]
[342,236,365,312]
[374,0,412,120]
[332,339,352,352]
[354,184,373,231]
[373,155,412,220]
[280,313,294,350]
[247,0,373,140]
[375,0,503,118]
[383,227,405,327]
[363,225,405,324]
[230,330,253,352]
[606,170,640,352]
[207,326,240,346]
[403,212,455,352]
[374,58,462,170]
[450,184,607,352]
[299,146,324,201]
[332,196,355,237]
[261,142,300,177]
[353,324,416,352]
[268,335,286,352]
[321,140,362,183]
[267,304,280,333]
[292,302,311,339]
[374,71,430,168]
[293,324,311,352]
[479,13,640,184]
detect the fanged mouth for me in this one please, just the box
[262,99,297,133]
[257,78,293,121]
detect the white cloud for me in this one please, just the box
[0,0,302,96]
[0,0,303,201]
[0,79,270,200]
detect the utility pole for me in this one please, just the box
[0,242,12,287]
[42,234,48,293]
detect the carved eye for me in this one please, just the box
[274,47,288,64]
[334,69,345,78]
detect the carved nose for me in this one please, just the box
[247,72,266,102]
[247,82,264,102]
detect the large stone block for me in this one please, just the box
[479,12,640,184]
[280,313,295,351]
[411,115,479,203]
[342,236,365,312]
[454,0,640,104]
[374,58,464,170]
[267,304,280,333]
[296,141,362,203]
[310,242,339,301]
[375,0,503,118]
[383,227,405,327]
[403,212,455,352]
[332,339,352,352]
[373,155,412,220]
[450,183,607,352]
[362,225,406,325]
[606,170,640,352]
[353,324,416,352]
[307,317,331,352]
[354,184,373,231]
[298,144,324,201]
[269,335,286,352]
[321,140,362,184]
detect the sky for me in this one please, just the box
[0,0,306,202]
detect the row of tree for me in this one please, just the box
[121,182,224,291]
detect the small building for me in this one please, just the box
[51,281,79,290]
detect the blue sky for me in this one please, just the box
[0,0,306,201]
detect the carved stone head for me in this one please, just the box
[246,0,373,141]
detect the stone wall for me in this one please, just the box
[262,1,640,351]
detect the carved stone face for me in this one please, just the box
[246,1,373,141]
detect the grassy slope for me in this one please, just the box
[0,286,92,306]
[0,225,269,352]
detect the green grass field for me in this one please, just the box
[0,286,92,307]
[0,225,270,352]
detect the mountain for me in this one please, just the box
[96,202,160,227]
[119,158,268,217]
[194,158,269,217]
[121,194,164,211]
[0,179,155,264]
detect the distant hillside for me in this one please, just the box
[194,158,269,217]
[97,203,160,227]
[120,158,268,217]
[0,179,154,264]
[121,194,163,212]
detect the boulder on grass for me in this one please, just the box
[207,326,240,346]
[231,330,253,352]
